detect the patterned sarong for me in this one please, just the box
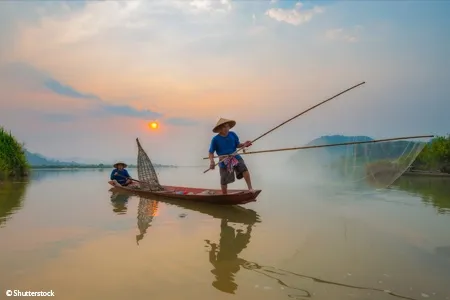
[222,156,239,173]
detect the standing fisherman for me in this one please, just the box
[208,118,255,194]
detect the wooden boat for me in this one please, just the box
[109,183,261,205]
[109,189,261,224]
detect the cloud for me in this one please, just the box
[265,2,324,26]
[7,63,164,120]
[44,78,100,100]
[187,0,232,13]
[325,26,363,43]
[101,104,162,120]
[165,117,199,126]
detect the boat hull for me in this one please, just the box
[109,183,261,205]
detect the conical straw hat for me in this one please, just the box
[212,118,236,133]
[113,161,128,168]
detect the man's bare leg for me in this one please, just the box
[221,184,228,195]
[242,171,254,192]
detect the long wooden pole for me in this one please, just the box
[203,81,366,173]
[203,135,434,159]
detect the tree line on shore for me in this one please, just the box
[410,135,450,173]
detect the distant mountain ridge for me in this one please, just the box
[24,150,173,167]
[304,135,374,158]
[291,134,426,165]
[307,135,374,146]
[25,150,81,166]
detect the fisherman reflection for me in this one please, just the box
[136,197,159,245]
[110,192,130,215]
[205,219,253,294]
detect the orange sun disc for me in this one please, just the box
[149,122,158,129]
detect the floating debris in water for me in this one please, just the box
[378,281,383,284]
[254,285,259,289]
[263,286,272,290]
[280,287,285,290]
[421,293,429,298]
[347,273,352,276]
[383,274,390,277]
[384,290,392,293]
[178,213,187,218]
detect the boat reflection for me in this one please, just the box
[110,192,130,215]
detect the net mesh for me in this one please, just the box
[289,137,428,190]
[136,138,164,191]
[136,196,159,244]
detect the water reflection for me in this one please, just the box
[0,180,29,227]
[136,197,159,245]
[110,192,130,215]
[205,220,253,294]
[29,170,80,182]
[393,176,450,214]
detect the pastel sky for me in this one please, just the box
[0,0,449,166]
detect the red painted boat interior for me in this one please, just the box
[161,185,251,195]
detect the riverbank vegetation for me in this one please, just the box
[410,135,450,173]
[0,127,29,178]
[327,135,450,175]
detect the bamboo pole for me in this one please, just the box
[203,81,366,173]
[203,135,434,159]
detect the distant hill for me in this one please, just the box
[290,134,426,166]
[25,150,81,166]
[24,150,175,168]
[306,135,374,156]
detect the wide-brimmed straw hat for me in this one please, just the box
[113,161,128,168]
[212,118,236,133]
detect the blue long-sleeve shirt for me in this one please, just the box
[110,168,131,185]
[209,131,242,168]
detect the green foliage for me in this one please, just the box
[412,135,450,172]
[0,127,30,177]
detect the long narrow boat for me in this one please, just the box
[109,188,262,224]
[109,183,261,205]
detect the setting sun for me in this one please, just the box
[149,122,158,130]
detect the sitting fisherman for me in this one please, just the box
[109,161,133,186]
[208,118,255,195]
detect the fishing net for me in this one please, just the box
[136,196,159,244]
[136,138,164,191]
[288,136,429,190]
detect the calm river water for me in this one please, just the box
[0,168,449,300]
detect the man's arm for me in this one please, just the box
[124,170,131,178]
[208,139,216,162]
[110,170,116,180]
[232,132,251,148]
